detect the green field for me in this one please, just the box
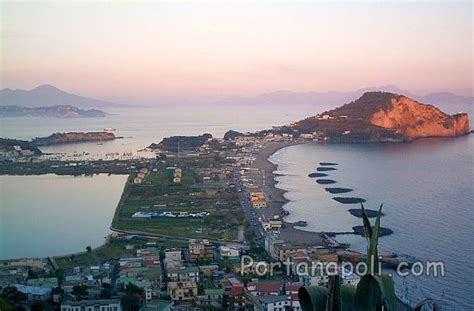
[112,157,244,241]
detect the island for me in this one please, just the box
[32,132,116,146]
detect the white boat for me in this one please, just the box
[103,127,116,132]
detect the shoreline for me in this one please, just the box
[251,141,328,247]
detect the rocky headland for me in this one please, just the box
[32,132,116,146]
[291,91,470,143]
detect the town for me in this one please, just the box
[1,129,407,311]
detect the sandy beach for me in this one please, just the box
[251,142,326,246]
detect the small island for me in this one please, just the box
[32,132,116,146]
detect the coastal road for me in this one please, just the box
[233,172,267,246]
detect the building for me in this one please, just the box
[188,239,214,262]
[61,299,122,311]
[26,277,59,288]
[167,281,198,301]
[219,246,240,259]
[199,264,219,277]
[273,244,307,262]
[258,294,301,311]
[164,248,182,261]
[250,192,267,209]
[202,288,224,306]
[14,285,51,302]
[166,266,200,282]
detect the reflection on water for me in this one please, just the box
[0,174,128,259]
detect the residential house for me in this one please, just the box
[61,299,122,311]
[188,239,214,262]
[167,281,198,301]
[167,266,199,283]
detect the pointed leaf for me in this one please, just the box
[360,203,372,242]
[298,286,329,311]
[367,204,383,274]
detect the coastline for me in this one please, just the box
[251,141,327,246]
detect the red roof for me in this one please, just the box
[286,283,302,292]
[229,286,244,297]
[247,282,282,293]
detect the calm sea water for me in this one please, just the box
[0,174,128,259]
[0,104,324,157]
[269,135,473,310]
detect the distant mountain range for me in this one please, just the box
[0,85,471,117]
[0,105,106,118]
[217,85,473,116]
[0,85,115,109]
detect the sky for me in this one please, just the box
[1,1,472,104]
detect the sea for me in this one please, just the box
[0,104,472,309]
[269,136,473,310]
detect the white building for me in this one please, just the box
[61,299,122,311]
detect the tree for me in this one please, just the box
[121,283,144,311]
[1,287,26,304]
[71,285,88,300]
[121,293,141,311]
[86,246,92,253]
[30,302,43,311]
[99,289,112,299]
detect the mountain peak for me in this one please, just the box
[0,85,115,108]
[32,84,63,93]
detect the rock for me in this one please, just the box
[320,162,338,166]
[333,197,366,204]
[325,187,353,194]
[370,94,470,139]
[316,179,336,184]
[308,172,328,177]
[348,209,383,218]
[293,221,308,227]
[353,225,393,237]
[317,167,337,171]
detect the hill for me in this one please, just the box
[291,92,470,142]
[0,85,115,108]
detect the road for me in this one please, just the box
[233,172,267,247]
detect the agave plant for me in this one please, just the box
[299,204,397,311]
[299,203,443,310]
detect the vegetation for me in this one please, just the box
[121,283,144,311]
[112,156,244,241]
[0,138,42,155]
[149,134,212,152]
[298,204,440,310]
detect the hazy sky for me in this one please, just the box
[1,1,472,104]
